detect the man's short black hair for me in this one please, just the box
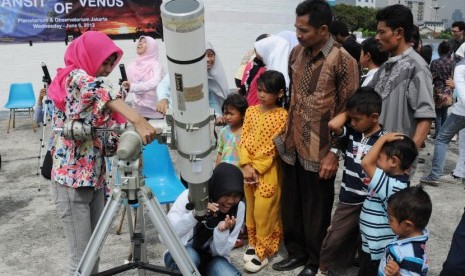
[388,186,432,230]
[382,135,418,170]
[361,37,389,66]
[296,0,333,29]
[329,20,349,37]
[438,40,451,56]
[346,86,382,116]
[452,21,465,31]
[376,4,414,43]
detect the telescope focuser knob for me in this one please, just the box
[185,202,194,211]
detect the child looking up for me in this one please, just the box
[318,87,386,275]
[359,133,418,276]
[216,93,248,167]
[379,186,432,276]
[239,70,288,273]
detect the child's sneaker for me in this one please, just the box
[244,256,268,273]
[243,246,256,263]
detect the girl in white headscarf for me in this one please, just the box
[276,30,299,54]
[241,35,290,107]
[123,36,165,119]
[254,35,290,88]
[206,41,230,116]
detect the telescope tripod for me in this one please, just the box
[74,159,200,276]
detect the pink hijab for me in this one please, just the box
[127,36,160,82]
[49,31,123,112]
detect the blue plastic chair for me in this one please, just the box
[142,141,186,206]
[4,83,36,133]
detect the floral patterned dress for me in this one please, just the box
[51,69,120,189]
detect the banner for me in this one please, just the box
[0,0,163,43]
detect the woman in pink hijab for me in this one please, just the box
[122,36,165,119]
[48,31,157,275]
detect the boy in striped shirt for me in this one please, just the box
[379,186,431,276]
[318,87,386,275]
[359,133,418,276]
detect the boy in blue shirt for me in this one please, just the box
[359,132,418,276]
[318,87,386,275]
[379,186,431,276]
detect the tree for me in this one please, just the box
[436,28,452,40]
[332,4,378,33]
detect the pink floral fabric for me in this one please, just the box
[51,69,119,188]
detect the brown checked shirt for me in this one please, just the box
[274,36,359,172]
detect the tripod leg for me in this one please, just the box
[37,102,49,188]
[115,205,126,235]
[138,186,201,276]
[73,189,125,276]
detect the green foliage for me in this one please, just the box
[361,29,377,38]
[332,4,378,33]
[436,29,452,40]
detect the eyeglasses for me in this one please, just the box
[451,30,462,33]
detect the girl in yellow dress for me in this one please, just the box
[239,70,288,272]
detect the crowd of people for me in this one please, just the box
[34,0,465,275]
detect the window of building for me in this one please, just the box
[418,2,424,21]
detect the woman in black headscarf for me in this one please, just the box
[164,163,244,276]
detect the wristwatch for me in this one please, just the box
[330,148,343,157]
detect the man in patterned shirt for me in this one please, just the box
[272,1,359,275]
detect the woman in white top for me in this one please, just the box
[164,163,244,276]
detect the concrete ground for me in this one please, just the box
[0,1,464,275]
[0,113,464,276]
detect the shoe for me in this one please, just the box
[297,264,318,276]
[272,257,306,271]
[441,173,463,184]
[420,175,439,186]
[243,246,256,263]
[244,256,268,273]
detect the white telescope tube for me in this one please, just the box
[161,0,212,217]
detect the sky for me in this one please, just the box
[434,0,465,23]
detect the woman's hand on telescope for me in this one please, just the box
[106,99,158,144]
[156,99,169,115]
[133,116,158,145]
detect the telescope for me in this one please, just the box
[162,0,213,218]
[41,62,51,85]
[119,63,127,86]
[69,122,200,276]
